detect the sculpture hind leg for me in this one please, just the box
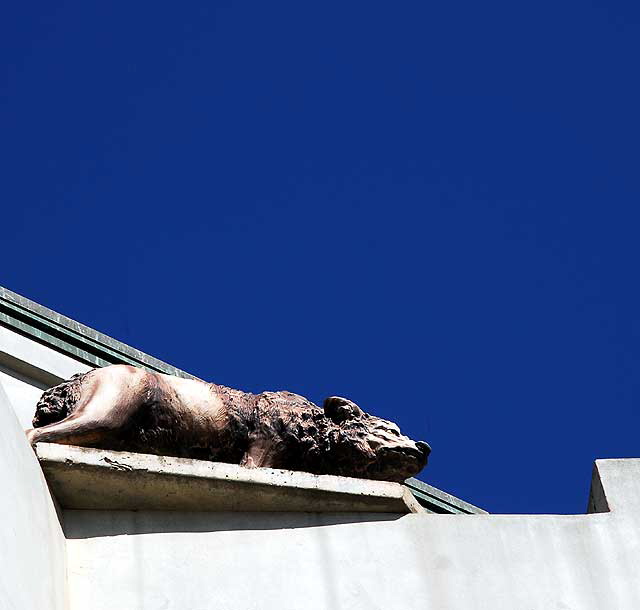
[26,365,150,448]
[26,413,113,446]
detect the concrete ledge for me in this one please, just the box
[35,443,423,513]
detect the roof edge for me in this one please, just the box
[405,477,487,514]
[0,286,194,378]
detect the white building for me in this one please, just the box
[1,285,638,609]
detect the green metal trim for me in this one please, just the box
[405,477,487,514]
[407,489,466,514]
[0,286,194,378]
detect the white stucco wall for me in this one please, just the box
[64,460,640,610]
[0,381,67,610]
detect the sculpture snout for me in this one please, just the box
[416,440,431,459]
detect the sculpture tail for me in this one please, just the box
[32,371,91,428]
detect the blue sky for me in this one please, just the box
[2,2,639,513]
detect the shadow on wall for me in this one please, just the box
[62,510,405,539]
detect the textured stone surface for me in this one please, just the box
[29,364,430,482]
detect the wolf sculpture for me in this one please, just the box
[27,365,430,482]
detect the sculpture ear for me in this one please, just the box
[323,396,364,424]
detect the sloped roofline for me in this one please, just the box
[0,286,194,378]
[0,284,486,514]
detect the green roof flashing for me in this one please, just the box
[0,286,194,378]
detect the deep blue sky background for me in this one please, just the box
[2,2,639,513]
